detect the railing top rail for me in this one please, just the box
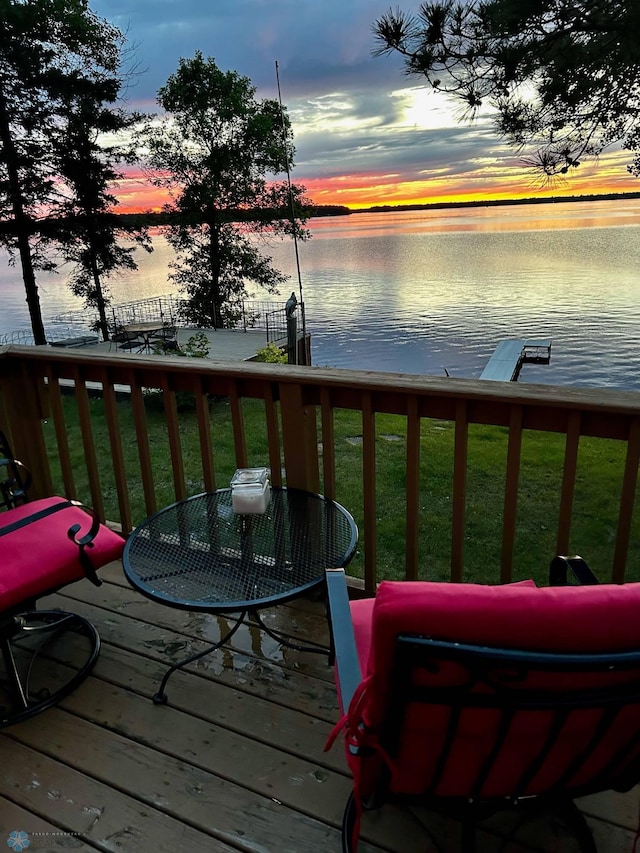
[2,343,640,419]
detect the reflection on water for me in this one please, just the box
[309,198,640,237]
[288,200,640,390]
[2,198,640,390]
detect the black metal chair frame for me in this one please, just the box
[326,558,640,852]
[148,323,179,355]
[0,429,30,509]
[108,324,145,353]
[0,444,111,727]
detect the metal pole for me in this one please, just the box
[275,61,307,349]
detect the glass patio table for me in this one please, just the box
[121,321,167,353]
[123,487,358,704]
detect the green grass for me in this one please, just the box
[42,393,640,587]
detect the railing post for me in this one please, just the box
[0,352,53,498]
[286,313,298,364]
[279,382,319,492]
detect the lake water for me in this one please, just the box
[2,198,640,390]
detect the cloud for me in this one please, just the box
[93,0,639,209]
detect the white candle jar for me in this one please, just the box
[231,479,271,514]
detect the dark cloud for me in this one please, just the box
[94,0,400,99]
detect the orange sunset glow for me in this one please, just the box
[114,147,640,215]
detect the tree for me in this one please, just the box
[142,52,310,330]
[0,0,137,344]
[53,87,152,341]
[373,1,640,178]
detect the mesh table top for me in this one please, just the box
[123,487,358,612]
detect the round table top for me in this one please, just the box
[123,487,358,612]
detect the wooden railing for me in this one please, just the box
[1,344,639,592]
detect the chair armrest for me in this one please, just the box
[549,555,600,586]
[66,500,102,547]
[325,568,363,712]
[66,500,109,587]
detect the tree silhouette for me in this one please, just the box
[374,1,640,178]
[0,0,140,343]
[141,52,309,330]
[53,86,152,341]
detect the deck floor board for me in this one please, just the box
[1,562,637,852]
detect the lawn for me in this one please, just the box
[42,392,640,587]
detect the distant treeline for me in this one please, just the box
[115,204,352,229]
[0,204,353,238]
[119,192,640,226]
[359,191,640,214]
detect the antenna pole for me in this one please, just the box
[275,60,306,345]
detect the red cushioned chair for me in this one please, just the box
[0,442,125,727]
[325,559,640,852]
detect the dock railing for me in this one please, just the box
[48,296,302,341]
[1,344,639,593]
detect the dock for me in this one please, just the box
[84,327,271,363]
[480,339,552,382]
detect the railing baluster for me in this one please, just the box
[161,375,186,502]
[195,377,216,493]
[405,397,420,581]
[362,392,377,593]
[556,411,581,558]
[500,406,523,584]
[128,374,157,518]
[100,367,132,534]
[71,365,105,521]
[612,417,640,583]
[229,383,248,470]
[45,368,76,499]
[451,400,468,583]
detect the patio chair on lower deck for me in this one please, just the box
[325,560,640,852]
[108,325,144,352]
[0,449,125,727]
[151,324,180,354]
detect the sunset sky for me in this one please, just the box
[93,0,640,212]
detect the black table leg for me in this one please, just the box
[152,609,247,705]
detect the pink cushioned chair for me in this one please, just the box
[325,559,640,852]
[0,442,125,727]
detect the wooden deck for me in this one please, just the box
[1,561,638,852]
[81,327,271,362]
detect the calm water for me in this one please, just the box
[2,198,640,390]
